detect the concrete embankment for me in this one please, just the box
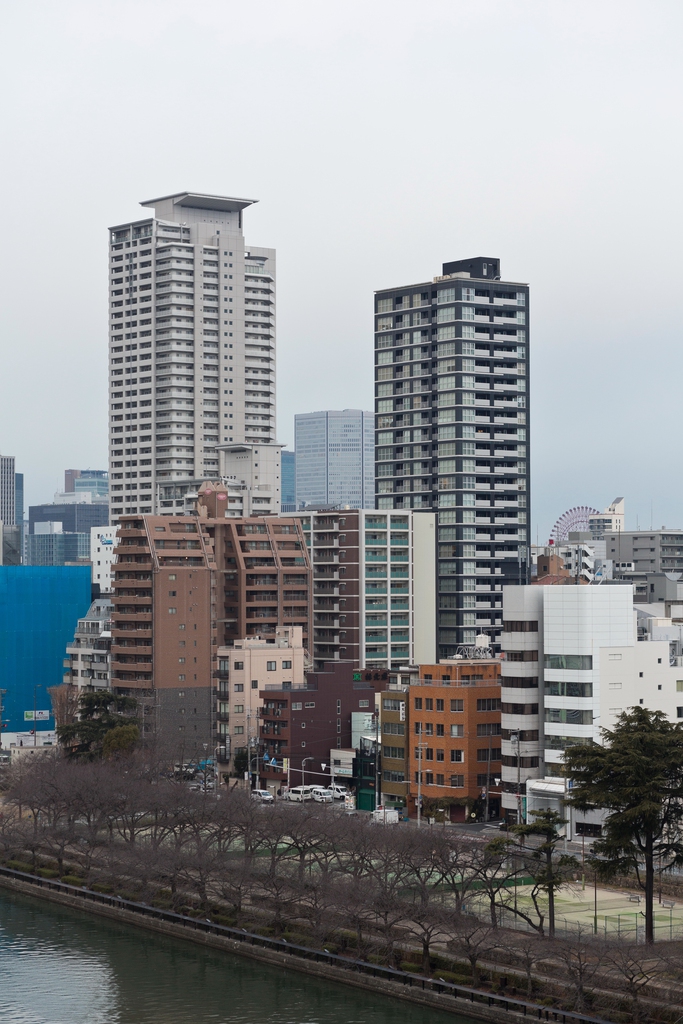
[0,869,611,1024]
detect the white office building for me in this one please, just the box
[295,410,374,509]
[91,526,117,592]
[500,583,683,822]
[108,191,275,520]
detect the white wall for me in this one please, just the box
[412,512,436,664]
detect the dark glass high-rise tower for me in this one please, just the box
[374,257,530,655]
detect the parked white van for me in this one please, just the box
[310,786,334,803]
[286,785,315,802]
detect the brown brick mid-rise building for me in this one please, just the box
[404,658,502,821]
[378,659,501,819]
[111,511,311,758]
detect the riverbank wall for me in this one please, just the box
[0,867,611,1024]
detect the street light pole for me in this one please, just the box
[302,756,313,789]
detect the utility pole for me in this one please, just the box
[374,710,381,811]
[0,689,5,750]
[416,740,427,827]
[484,731,492,822]
[510,729,522,823]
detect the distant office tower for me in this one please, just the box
[61,469,109,501]
[107,191,275,521]
[27,502,109,566]
[14,473,23,526]
[0,455,16,526]
[374,257,530,656]
[295,410,374,509]
[281,450,296,511]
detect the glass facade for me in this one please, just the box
[295,410,374,509]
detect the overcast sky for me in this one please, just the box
[1,1,681,541]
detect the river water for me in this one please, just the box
[0,890,481,1024]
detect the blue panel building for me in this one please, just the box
[0,567,92,735]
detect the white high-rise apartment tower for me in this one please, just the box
[108,192,276,519]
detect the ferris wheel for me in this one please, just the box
[549,506,600,544]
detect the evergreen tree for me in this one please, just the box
[510,809,577,938]
[57,691,139,759]
[564,707,683,943]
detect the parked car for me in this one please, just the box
[251,789,274,804]
[286,785,315,802]
[310,786,334,803]
[326,784,348,801]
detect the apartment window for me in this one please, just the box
[234,705,244,714]
[450,749,463,762]
[450,725,464,738]
[234,684,244,693]
[436,749,444,762]
[436,699,444,712]
[282,660,292,669]
[425,773,434,785]
[234,661,244,670]
[450,775,464,788]
[450,700,464,712]
[168,607,177,615]
[305,701,316,708]
[436,774,445,787]
[425,698,433,711]
[384,746,405,759]
[358,699,370,708]
[424,723,433,736]
[292,702,303,710]
[266,661,276,671]
[234,726,244,735]
[414,722,422,734]
[436,724,444,737]
[414,697,423,710]
[178,674,185,681]
[678,709,683,719]
[383,697,402,711]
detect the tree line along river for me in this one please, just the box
[0,889,482,1024]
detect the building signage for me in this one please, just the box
[24,710,50,721]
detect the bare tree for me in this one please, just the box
[602,941,666,1024]
[552,925,605,1013]
[447,915,501,987]
[506,933,546,998]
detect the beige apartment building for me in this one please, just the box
[108,191,276,520]
[215,626,306,783]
